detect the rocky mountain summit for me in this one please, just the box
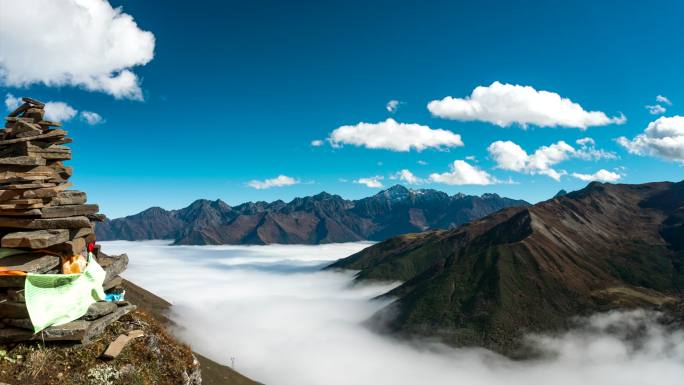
[329,181,684,356]
[96,185,529,245]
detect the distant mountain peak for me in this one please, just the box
[313,191,334,199]
[382,184,411,194]
[97,186,529,245]
[481,192,501,199]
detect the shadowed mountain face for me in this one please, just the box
[328,181,684,356]
[95,185,528,245]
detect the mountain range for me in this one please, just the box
[329,181,684,356]
[95,185,529,245]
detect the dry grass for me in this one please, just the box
[0,310,198,385]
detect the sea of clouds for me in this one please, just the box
[101,240,684,385]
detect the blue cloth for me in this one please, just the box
[105,292,125,302]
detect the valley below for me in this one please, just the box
[105,239,684,385]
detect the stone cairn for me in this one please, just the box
[0,97,133,344]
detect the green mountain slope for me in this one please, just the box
[329,181,684,356]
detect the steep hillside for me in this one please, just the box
[329,181,684,356]
[96,185,528,245]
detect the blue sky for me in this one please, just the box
[1,0,683,218]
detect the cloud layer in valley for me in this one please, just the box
[103,241,684,385]
[328,118,463,152]
[0,0,155,100]
[428,81,626,129]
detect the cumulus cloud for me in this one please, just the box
[575,137,618,160]
[417,160,428,165]
[44,101,78,122]
[80,111,105,125]
[310,139,324,147]
[488,140,576,181]
[5,93,77,122]
[656,95,672,105]
[386,100,403,113]
[617,116,684,163]
[0,0,155,100]
[100,240,684,385]
[3,94,20,111]
[645,104,666,115]
[328,118,463,152]
[247,175,299,189]
[355,176,384,188]
[428,81,626,129]
[429,160,497,185]
[572,169,622,182]
[391,169,423,184]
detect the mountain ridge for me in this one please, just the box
[328,181,684,356]
[95,185,529,245]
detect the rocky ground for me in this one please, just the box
[0,280,261,385]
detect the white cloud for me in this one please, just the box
[247,175,299,189]
[80,111,105,125]
[645,104,666,115]
[617,116,684,163]
[488,140,576,181]
[429,160,497,185]
[4,93,77,121]
[575,137,618,160]
[572,169,622,182]
[391,169,423,184]
[100,240,684,385]
[575,137,595,147]
[328,118,463,152]
[656,95,672,105]
[417,160,428,165]
[4,93,20,111]
[44,101,78,122]
[0,0,155,100]
[355,176,384,188]
[386,100,403,113]
[310,139,324,147]
[428,81,626,130]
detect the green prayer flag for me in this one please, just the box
[24,254,106,333]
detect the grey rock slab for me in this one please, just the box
[1,229,69,248]
[84,301,117,321]
[99,254,129,283]
[0,156,45,166]
[40,204,99,219]
[0,254,60,273]
[0,216,91,229]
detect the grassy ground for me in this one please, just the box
[0,310,198,385]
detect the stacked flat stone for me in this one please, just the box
[0,97,134,344]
